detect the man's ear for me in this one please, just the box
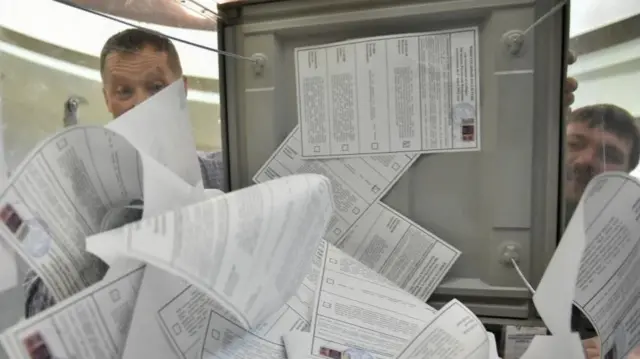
[183,76,188,95]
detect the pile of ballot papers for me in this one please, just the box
[1,29,640,359]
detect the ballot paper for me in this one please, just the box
[200,283,309,359]
[123,269,210,359]
[87,174,333,330]
[534,172,640,359]
[121,240,325,359]
[487,332,500,359]
[0,119,213,303]
[307,241,437,359]
[295,27,480,158]
[254,126,417,244]
[394,299,489,359]
[199,242,328,359]
[502,325,547,359]
[518,334,584,359]
[255,128,458,300]
[102,79,224,358]
[0,263,145,359]
[284,307,491,359]
[117,172,222,359]
[0,126,144,300]
[571,173,640,359]
[339,201,460,300]
[282,331,312,359]
[106,79,202,187]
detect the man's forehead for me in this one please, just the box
[567,121,631,148]
[104,47,171,74]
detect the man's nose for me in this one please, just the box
[132,88,152,107]
[572,147,602,169]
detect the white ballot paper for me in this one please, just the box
[121,240,325,359]
[87,174,333,330]
[534,172,640,359]
[118,174,222,359]
[307,242,436,359]
[254,126,417,244]
[0,263,145,359]
[199,241,327,359]
[502,325,547,359]
[0,126,144,300]
[295,27,480,158]
[283,331,312,359]
[519,334,584,359]
[284,318,494,359]
[200,285,307,359]
[394,300,489,359]
[255,128,457,300]
[103,78,222,359]
[106,79,202,187]
[124,269,209,359]
[339,201,460,300]
[487,332,500,359]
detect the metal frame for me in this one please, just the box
[217,0,569,323]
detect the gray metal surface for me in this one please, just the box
[217,0,568,321]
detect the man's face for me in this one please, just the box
[565,121,632,203]
[102,46,181,118]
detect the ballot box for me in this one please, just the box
[216,0,570,323]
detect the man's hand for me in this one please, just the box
[565,50,578,108]
[583,338,640,359]
[583,337,601,359]
[628,346,640,359]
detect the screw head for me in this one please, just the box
[498,242,522,266]
[502,30,526,57]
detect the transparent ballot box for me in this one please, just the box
[216,0,570,323]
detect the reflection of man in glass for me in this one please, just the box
[24,28,224,317]
[560,54,640,359]
[565,109,640,359]
[565,104,640,220]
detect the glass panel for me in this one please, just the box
[0,1,221,355]
[563,6,640,358]
[564,14,640,227]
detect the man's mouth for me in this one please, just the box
[567,167,594,187]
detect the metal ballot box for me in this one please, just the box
[216,0,570,323]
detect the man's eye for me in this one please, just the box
[567,140,584,151]
[149,82,166,93]
[115,87,133,99]
[604,152,624,165]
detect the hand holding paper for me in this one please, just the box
[533,172,640,359]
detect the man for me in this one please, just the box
[99,28,224,190]
[24,28,225,317]
[571,107,640,357]
[562,58,640,358]
[567,104,640,359]
[565,104,640,222]
[557,53,640,359]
